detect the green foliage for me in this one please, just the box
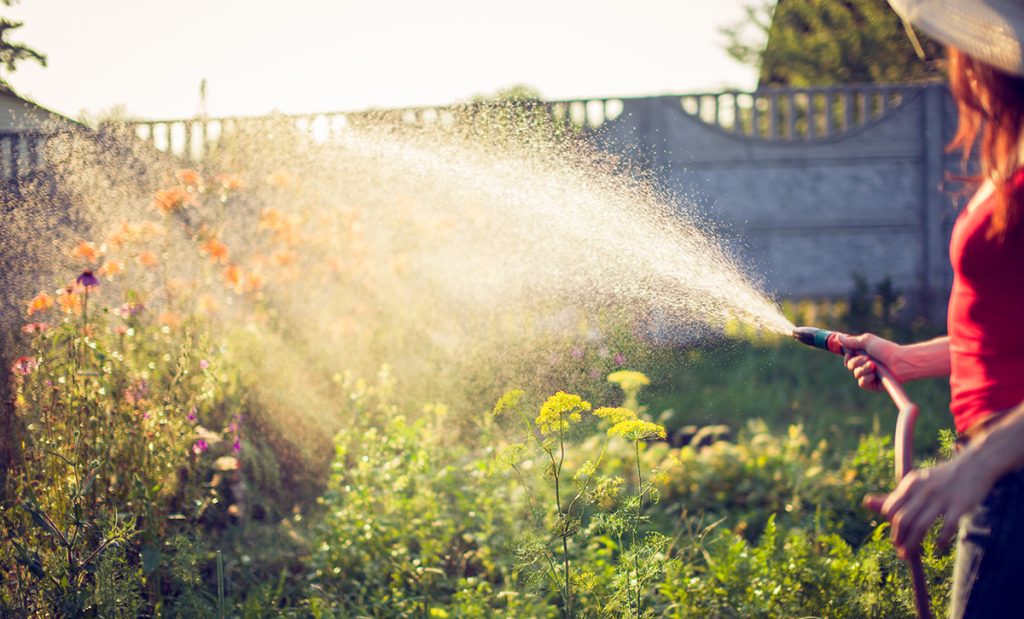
[722,0,944,86]
[0,1,46,85]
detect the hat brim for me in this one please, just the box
[889,0,1024,76]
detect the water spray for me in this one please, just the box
[791,326,931,619]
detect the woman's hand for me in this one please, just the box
[863,451,997,557]
[838,333,904,391]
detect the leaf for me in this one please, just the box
[12,540,45,580]
[20,501,65,546]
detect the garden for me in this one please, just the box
[0,120,958,618]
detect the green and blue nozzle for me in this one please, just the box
[792,326,847,356]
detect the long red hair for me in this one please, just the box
[947,46,1024,239]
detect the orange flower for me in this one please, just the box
[266,169,298,188]
[201,237,230,264]
[244,271,265,293]
[26,292,54,315]
[137,251,160,268]
[197,294,220,315]
[176,169,203,186]
[223,264,244,294]
[139,221,167,239]
[258,208,284,232]
[71,240,101,264]
[214,173,245,190]
[108,221,135,249]
[152,188,195,214]
[57,287,82,315]
[97,259,124,279]
[271,248,296,267]
[158,311,182,328]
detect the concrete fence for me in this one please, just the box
[0,82,962,320]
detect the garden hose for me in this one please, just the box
[792,327,931,619]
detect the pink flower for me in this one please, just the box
[199,359,210,370]
[11,356,37,376]
[192,439,209,455]
[123,379,149,405]
[232,437,241,454]
[614,353,627,366]
[118,302,145,318]
[21,322,49,334]
[187,406,197,422]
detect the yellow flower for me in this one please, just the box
[607,370,650,392]
[492,389,524,417]
[535,391,591,435]
[607,419,666,441]
[594,407,637,425]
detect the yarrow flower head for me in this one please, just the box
[535,391,591,435]
[607,419,667,441]
[492,388,524,417]
[607,370,650,393]
[594,406,638,426]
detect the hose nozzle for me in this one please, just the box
[792,326,846,355]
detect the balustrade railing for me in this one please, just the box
[0,84,933,176]
[679,83,922,141]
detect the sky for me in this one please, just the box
[5,1,760,121]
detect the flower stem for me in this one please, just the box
[633,440,642,619]
[555,424,571,618]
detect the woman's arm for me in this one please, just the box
[838,334,950,390]
[866,399,1024,556]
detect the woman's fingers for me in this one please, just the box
[938,514,959,549]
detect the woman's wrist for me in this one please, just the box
[964,407,1024,486]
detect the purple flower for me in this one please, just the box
[76,270,99,289]
[614,353,627,366]
[199,359,210,370]
[192,439,208,455]
[187,406,197,422]
[571,347,585,360]
[118,302,145,318]
[232,437,242,454]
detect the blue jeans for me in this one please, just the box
[950,467,1024,618]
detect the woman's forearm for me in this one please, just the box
[965,401,1024,486]
[894,336,950,381]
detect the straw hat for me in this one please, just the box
[889,0,1024,76]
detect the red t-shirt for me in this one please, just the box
[948,172,1024,433]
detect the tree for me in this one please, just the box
[0,0,46,87]
[721,0,944,87]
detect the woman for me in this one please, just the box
[842,1,1024,615]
